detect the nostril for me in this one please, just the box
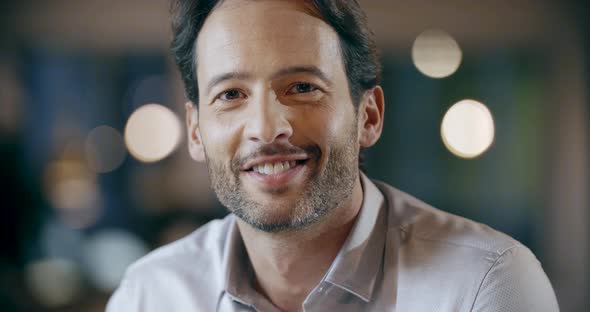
[275,132,290,140]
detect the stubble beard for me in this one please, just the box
[206,127,359,233]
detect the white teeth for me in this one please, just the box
[264,163,273,175]
[253,161,297,175]
[274,162,283,174]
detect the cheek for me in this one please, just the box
[199,117,242,161]
[294,105,353,149]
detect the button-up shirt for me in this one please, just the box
[107,174,559,311]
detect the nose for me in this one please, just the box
[244,92,293,144]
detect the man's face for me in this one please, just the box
[190,0,361,232]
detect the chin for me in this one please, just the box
[233,201,315,233]
[250,202,298,223]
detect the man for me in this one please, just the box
[108,0,559,311]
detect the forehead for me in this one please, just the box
[195,0,343,85]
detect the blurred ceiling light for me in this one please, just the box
[124,104,182,163]
[412,29,462,78]
[85,125,127,173]
[44,159,102,229]
[441,99,495,158]
[44,155,92,181]
[83,229,149,292]
[25,258,82,308]
[50,178,98,211]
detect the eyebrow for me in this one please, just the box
[204,66,332,96]
[205,72,252,95]
[269,66,333,86]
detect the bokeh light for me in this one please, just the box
[412,29,462,78]
[85,125,127,173]
[44,158,102,229]
[124,104,182,163]
[441,99,495,158]
[83,229,149,292]
[25,258,83,308]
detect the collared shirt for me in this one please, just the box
[107,174,559,311]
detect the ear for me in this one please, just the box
[357,86,385,148]
[185,102,206,162]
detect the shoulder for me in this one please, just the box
[106,214,235,312]
[471,245,560,311]
[374,181,558,311]
[126,214,233,276]
[374,180,518,256]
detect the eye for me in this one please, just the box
[218,89,246,101]
[287,82,319,95]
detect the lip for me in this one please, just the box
[241,154,309,171]
[243,160,306,189]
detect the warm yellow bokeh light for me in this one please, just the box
[441,99,495,158]
[85,125,127,173]
[44,158,102,229]
[124,104,182,163]
[412,29,462,78]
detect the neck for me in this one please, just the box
[237,177,364,311]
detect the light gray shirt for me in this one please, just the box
[107,174,559,311]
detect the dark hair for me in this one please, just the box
[170,0,381,107]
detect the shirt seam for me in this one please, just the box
[400,227,518,255]
[467,245,520,312]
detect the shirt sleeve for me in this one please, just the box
[471,245,560,312]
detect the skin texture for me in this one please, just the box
[185,0,385,310]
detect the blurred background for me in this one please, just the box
[0,0,588,311]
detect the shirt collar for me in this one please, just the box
[323,172,386,302]
[220,218,259,307]
[220,172,386,305]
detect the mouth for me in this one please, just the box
[243,159,308,175]
[241,158,309,189]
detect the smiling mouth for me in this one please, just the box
[245,159,308,175]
